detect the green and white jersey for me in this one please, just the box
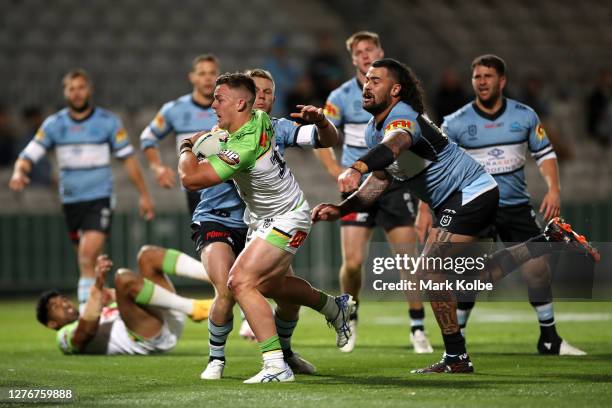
[208,110,305,222]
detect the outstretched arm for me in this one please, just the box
[290,105,339,148]
[9,158,33,191]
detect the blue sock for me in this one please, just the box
[275,314,298,358]
[409,308,425,333]
[208,318,233,362]
[77,277,95,305]
[533,302,561,342]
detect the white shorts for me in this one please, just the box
[106,309,185,355]
[246,198,312,255]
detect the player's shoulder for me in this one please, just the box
[93,107,121,123]
[442,101,474,125]
[160,94,192,113]
[381,102,419,134]
[329,77,358,99]
[507,98,538,118]
[44,109,68,127]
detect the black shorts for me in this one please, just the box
[62,197,112,244]
[434,187,499,236]
[340,179,418,230]
[191,221,247,258]
[492,204,542,244]
[186,190,201,216]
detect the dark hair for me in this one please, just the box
[215,72,256,106]
[471,54,506,76]
[36,290,61,326]
[371,58,425,114]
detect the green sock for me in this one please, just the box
[135,278,154,304]
[259,335,282,353]
[162,249,181,276]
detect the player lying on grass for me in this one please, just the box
[36,246,213,355]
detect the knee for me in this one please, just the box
[114,268,140,295]
[137,245,163,277]
[342,256,363,275]
[227,267,254,298]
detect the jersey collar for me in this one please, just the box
[191,96,213,110]
[472,97,506,121]
[68,107,96,123]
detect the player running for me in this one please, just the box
[179,73,354,383]
[315,31,432,353]
[10,69,155,310]
[36,246,212,355]
[311,58,600,374]
[442,54,585,356]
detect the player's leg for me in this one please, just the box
[138,245,209,283]
[338,224,373,352]
[273,266,316,375]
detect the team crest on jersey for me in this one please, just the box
[536,123,547,141]
[439,214,452,227]
[115,128,127,143]
[218,149,240,165]
[487,148,505,159]
[324,102,340,120]
[384,119,413,134]
[510,122,523,133]
[35,128,45,141]
[468,124,477,137]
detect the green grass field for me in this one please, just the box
[1,300,611,407]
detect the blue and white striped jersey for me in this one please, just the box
[442,98,556,207]
[20,107,134,204]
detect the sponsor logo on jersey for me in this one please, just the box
[468,124,477,137]
[488,148,505,159]
[485,122,503,129]
[385,119,414,134]
[510,122,523,133]
[259,130,268,147]
[218,149,240,165]
[115,128,127,143]
[154,112,165,129]
[35,128,45,141]
[536,123,547,140]
[324,101,340,120]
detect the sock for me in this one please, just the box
[443,331,466,357]
[457,301,475,336]
[525,234,554,259]
[275,314,298,358]
[259,335,285,369]
[532,302,561,342]
[162,249,208,282]
[78,277,95,305]
[409,307,425,333]
[208,318,233,362]
[350,301,359,321]
[313,290,339,321]
[134,278,194,315]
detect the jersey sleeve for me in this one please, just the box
[382,115,420,145]
[141,102,175,150]
[441,116,458,143]
[109,115,135,159]
[527,111,556,166]
[323,90,343,127]
[56,321,79,355]
[275,118,317,150]
[207,134,258,181]
[19,116,55,163]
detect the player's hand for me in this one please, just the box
[152,164,176,188]
[540,189,560,221]
[290,105,326,125]
[139,194,155,221]
[94,254,113,290]
[102,288,116,305]
[328,165,345,180]
[337,167,361,193]
[311,203,342,223]
[9,170,30,192]
[415,207,433,244]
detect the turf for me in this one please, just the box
[1,300,611,407]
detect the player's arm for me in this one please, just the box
[312,171,391,222]
[9,158,33,191]
[289,105,339,148]
[337,128,413,193]
[415,201,433,243]
[178,135,223,191]
[538,158,561,221]
[70,255,112,352]
[140,108,177,188]
[122,155,155,220]
[143,144,177,189]
[313,148,344,180]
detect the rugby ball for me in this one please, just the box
[191,129,228,159]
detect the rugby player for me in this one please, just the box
[315,31,432,353]
[311,58,599,373]
[10,69,155,309]
[442,54,585,355]
[36,247,212,355]
[178,73,354,383]
[140,54,220,214]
